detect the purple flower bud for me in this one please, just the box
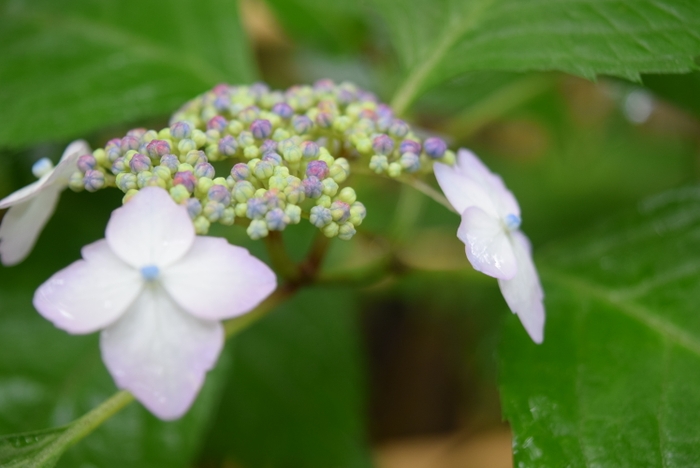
[330,201,351,223]
[250,119,272,139]
[160,154,179,173]
[83,170,105,192]
[218,135,238,157]
[208,185,231,205]
[249,82,269,98]
[266,208,288,231]
[120,135,140,153]
[272,102,294,119]
[173,171,197,193]
[186,198,202,219]
[389,119,409,138]
[207,115,228,132]
[284,180,305,204]
[146,140,171,160]
[77,154,96,173]
[306,160,329,179]
[377,115,392,132]
[399,139,421,155]
[263,189,284,209]
[260,139,278,154]
[292,115,313,134]
[105,138,121,152]
[315,112,333,128]
[262,152,283,166]
[300,141,319,159]
[170,121,192,139]
[372,134,394,155]
[107,145,122,163]
[127,128,147,139]
[309,205,332,227]
[194,162,216,178]
[376,104,393,119]
[314,79,335,92]
[129,153,151,173]
[423,137,447,159]
[400,152,421,173]
[303,176,323,199]
[230,163,250,181]
[247,197,267,218]
[214,95,230,112]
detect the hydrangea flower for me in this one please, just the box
[0,140,91,266]
[33,187,277,419]
[434,149,545,343]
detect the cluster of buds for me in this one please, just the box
[64,80,453,241]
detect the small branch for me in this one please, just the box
[264,231,301,282]
[399,176,457,213]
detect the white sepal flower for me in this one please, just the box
[0,140,91,266]
[33,187,277,420]
[434,149,545,343]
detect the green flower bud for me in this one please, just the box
[283,145,302,163]
[196,177,214,197]
[369,155,388,174]
[316,194,332,208]
[122,189,139,204]
[329,163,348,183]
[268,175,288,190]
[388,162,402,178]
[152,165,172,182]
[355,137,372,154]
[68,172,84,191]
[338,222,356,240]
[228,120,244,135]
[247,219,269,240]
[170,184,190,203]
[322,222,339,238]
[94,148,108,167]
[274,166,290,178]
[178,138,197,155]
[234,203,248,217]
[136,171,154,189]
[244,145,260,160]
[194,216,211,235]
[220,207,236,225]
[178,163,194,173]
[272,128,290,141]
[337,187,357,204]
[192,129,207,148]
[321,178,339,197]
[318,148,334,166]
[441,150,456,165]
[285,204,302,224]
[158,128,172,139]
[349,202,366,226]
[233,180,256,202]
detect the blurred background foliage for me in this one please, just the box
[1,0,700,466]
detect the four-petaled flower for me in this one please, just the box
[0,140,91,266]
[434,149,545,343]
[33,187,277,419]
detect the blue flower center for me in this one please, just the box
[32,158,54,178]
[504,214,521,231]
[140,265,160,281]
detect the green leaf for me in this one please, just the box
[0,427,67,468]
[373,0,700,113]
[0,191,231,467]
[199,287,373,468]
[643,71,700,117]
[500,185,700,466]
[0,0,255,147]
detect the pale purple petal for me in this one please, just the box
[458,206,517,280]
[49,140,91,185]
[106,187,195,269]
[498,231,545,344]
[454,149,520,219]
[0,177,52,210]
[162,237,277,321]
[0,187,61,266]
[100,286,223,420]
[33,239,142,333]
[434,161,497,216]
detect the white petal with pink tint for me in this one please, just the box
[33,239,142,333]
[498,231,545,344]
[458,206,517,280]
[100,285,223,420]
[0,187,61,266]
[434,161,496,216]
[106,187,195,269]
[162,237,277,321]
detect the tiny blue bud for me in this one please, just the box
[505,214,521,231]
[400,152,421,173]
[262,152,283,166]
[330,200,351,223]
[203,200,225,222]
[266,208,289,231]
[263,188,285,209]
[399,139,421,155]
[186,198,202,219]
[140,265,160,281]
[250,119,273,139]
[389,119,409,138]
[315,112,333,128]
[194,162,216,178]
[309,205,332,227]
[372,134,394,155]
[424,137,447,159]
[239,106,260,124]
[120,135,140,152]
[112,157,127,175]
[218,135,238,157]
[32,158,54,178]
[238,131,255,148]
[260,139,278,154]
[116,172,138,191]
[170,121,192,139]
[83,170,105,192]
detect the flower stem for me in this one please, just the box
[264,231,300,282]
